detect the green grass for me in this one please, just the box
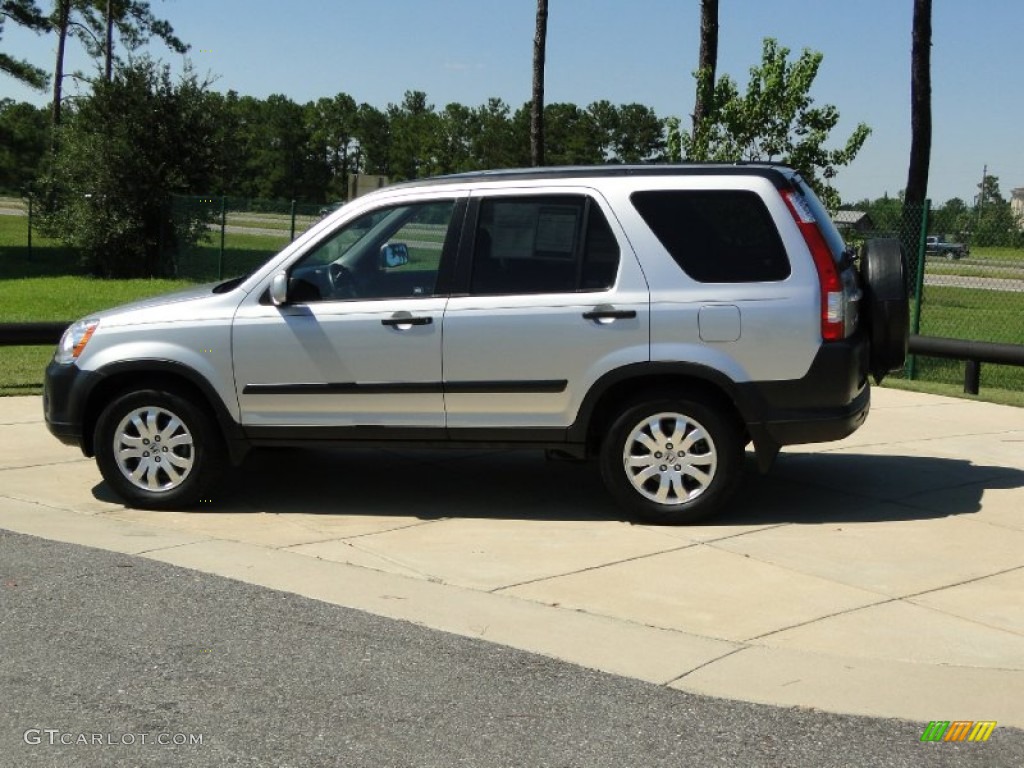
[907,286,1024,392]
[925,262,1024,280]
[914,287,1024,345]
[967,246,1024,263]
[177,232,286,282]
[0,216,285,394]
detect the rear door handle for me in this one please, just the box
[381,316,433,328]
[582,309,637,321]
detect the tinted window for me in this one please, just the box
[470,196,620,295]
[631,190,790,282]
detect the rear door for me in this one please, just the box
[442,188,650,435]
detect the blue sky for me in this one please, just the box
[3,0,1021,204]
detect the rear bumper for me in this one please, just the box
[737,334,871,458]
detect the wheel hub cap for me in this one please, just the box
[113,406,195,493]
[622,412,718,505]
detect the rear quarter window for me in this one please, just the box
[630,190,791,283]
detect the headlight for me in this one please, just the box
[54,319,99,364]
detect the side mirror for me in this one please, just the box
[269,272,289,306]
[381,242,410,268]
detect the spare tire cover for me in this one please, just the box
[860,238,910,383]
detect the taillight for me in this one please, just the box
[781,190,846,341]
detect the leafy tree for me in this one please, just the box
[0,0,48,89]
[201,89,246,194]
[531,0,548,166]
[435,102,475,175]
[472,97,520,169]
[0,98,49,190]
[585,99,617,159]
[974,174,1016,246]
[930,197,970,238]
[386,90,440,180]
[682,38,871,211]
[541,102,603,165]
[353,102,389,176]
[847,193,904,233]
[47,0,187,132]
[39,59,224,277]
[613,103,665,162]
[307,93,357,199]
[224,93,326,201]
[664,116,683,162]
[82,0,189,82]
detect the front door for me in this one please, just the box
[232,198,461,434]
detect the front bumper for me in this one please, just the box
[43,360,98,453]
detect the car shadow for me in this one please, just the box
[93,447,1024,526]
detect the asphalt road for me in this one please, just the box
[2,531,1021,768]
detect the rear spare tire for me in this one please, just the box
[860,238,909,383]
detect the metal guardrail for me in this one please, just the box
[908,336,1024,395]
[0,322,67,346]
[1,322,1021,396]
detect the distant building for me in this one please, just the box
[832,209,875,234]
[1012,188,1024,229]
[348,173,390,200]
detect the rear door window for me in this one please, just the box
[469,196,620,295]
[631,190,790,282]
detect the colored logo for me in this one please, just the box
[920,721,997,742]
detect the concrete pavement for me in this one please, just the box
[1,387,1023,727]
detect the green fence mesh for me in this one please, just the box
[849,201,1024,392]
[166,195,328,282]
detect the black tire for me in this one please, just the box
[860,238,910,383]
[94,388,225,509]
[599,396,744,525]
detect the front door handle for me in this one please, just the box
[381,315,433,328]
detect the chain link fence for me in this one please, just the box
[845,201,1024,392]
[165,195,328,282]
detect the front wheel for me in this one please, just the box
[599,397,744,525]
[94,389,225,509]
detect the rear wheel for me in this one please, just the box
[860,238,910,383]
[94,389,225,509]
[599,396,744,525]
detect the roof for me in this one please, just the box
[386,163,798,191]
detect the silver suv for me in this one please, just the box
[44,165,908,524]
